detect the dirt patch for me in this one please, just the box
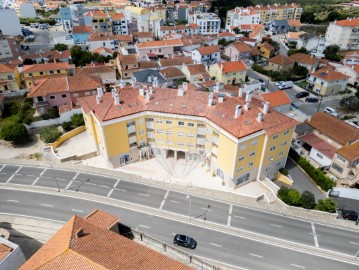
[0,134,45,160]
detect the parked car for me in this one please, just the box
[20,45,30,51]
[65,35,73,40]
[173,234,197,249]
[258,79,265,86]
[278,81,293,90]
[341,209,359,221]
[275,81,284,86]
[305,97,319,103]
[295,91,309,98]
[324,107,338,117]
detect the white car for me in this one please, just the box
[275,81,284,86]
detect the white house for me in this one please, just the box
[192,45,221,65]
[88,33,119,52]
[188,11,221,35]
[297,33,326,57]
[225,7,260,31]
[335,64,359,86]
[325,18,359,50]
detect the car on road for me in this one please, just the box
[305,97,319,103]
[173,234,197,249]
[275,81,284,86]
[295,91,309,98]
[324,106,338,117]
[258,79,265,86]
[278,81,293,90]
[341,209,359,221]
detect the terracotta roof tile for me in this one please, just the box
[261,91,291,107]
[131,32,153,38]
[138,61,157,69]
[0,63,15,73]
[269,55,294,66]
[196,45,220,56]
[334,18,359,27]
[218,32,235,37]
[306,112,359,145]
[0,243,12,262]
[117,35,133,42]
[111,12,125,20]
[136,39,183,48]
[311,68,350,82]
[289,53,320,65]
[22,62,71,73]
[160,67,185,78]
[259,42,274,52]
[287,31,306,39]
[336,140,359,161]
[186,64,207,75]
[84,10,107,17]
[159,56,193,67]
[218,61,247,73]
[85,209,118,229]
[118,54,137,65]
[232,42,252,53]
[287,19,301,27]
[72,26,93,34]
[93,47,114,55]
[76,66,115,76]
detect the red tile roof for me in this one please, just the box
[196,45,220,56]
[0,243,12,262]
[159,56,193,67]
[269,55,294,66]
[22,62,72,73]
[261,91,291,107]
[186,64,207,75]
[72,26,93,34]
[334,18,359,27]
[232,42,252,53]
[301,133,337,158]
[218,61,247,73]
[287,19,301,27]
[79,86,299,139]
[118,54,137,65]
[311,68,350,82]
[160,67,185,78]
[289,53,320,66]
[0,63,15,73]
[336,140,359,161]
[136,39,183,48]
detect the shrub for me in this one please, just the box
[316,198,337,213]
[71,114,84,127]
[39,126,62,144]
[0,123,29,142]
[61,121,73,132]
[278,186,301,206]
[301,191,316,209]
[279,168,289,176]
[42,107,59,120]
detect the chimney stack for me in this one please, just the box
[111,88,116,97]
[182,82,188,91]
[257,112,264,122]
[234,105,242,118]
[208,93,213,106]
[145,90,150,101]
[96,95,101,105]
[263,101,270,114]
[114,93,120,105]
[244,102,250,111]
[149,86,153,94]
[120,79,125,89]
[76,228,85,238]
[245,91,253,102]
[178,87,184,96]
[218,94,224,103]
[97,87,103,98]
[139,88,144,96]
[131,77,136,87]
[153,77,158,87]
[238,87,244,98]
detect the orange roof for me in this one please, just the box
[218,61,247,73]
[160,56,193,67]
[136,39,183,48]
[186,64,207,75]
[354,64,359,73]
[22,62,71,73]
[287,31,305,39]
[259,42,274,52]
[289,53,320,66]
[188,23,199,29]
[218,32,235,37]
[93,46,114,55]
[20,210,193,270]
[85,209,118,229]
[84,10,108,17]
[111,12,125,20]
[288,19,301,27]
[118,54,137,65]
[261,91,291,107]
[249,29,261,39]
[232,42,252,53]
[311,68,350,82]
[336,140,359,161]
[117,34,133,42]
[334,18,359,27]
[0,243,12,262]
[79,86,299,139]
[196,45,220,56]
[131,32,153,38]
[89,32,117,42]
[269,55,294,66]
[160,67,185,78]
[0,63,15,73]
[72,26,93,34]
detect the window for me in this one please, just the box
[250,151,255,157]
[29,73,32,77]
[281,141,287,146]
[284,130,289,135]
[237,167,243,173]
[273,134,279,140]
[57,70,61,74]
[157,130,163,134]
[188,122,194,127]
[240,144,247,150]
[331,163,344,173]
[316,153,323,159]
[276,162,281,166]
[238,155,244,161]
[178,142,184,146]
[279,152,284,157]
[7,75,13,80]
[39,72,44,75]
[187,133,194,137]
[139,129,145,135]
[61,94,67,98]
[337,155,346,163]
[178,132,184,136]
[156,119,163,123]
[251,139,258,145]
[166,130,173,135]
[166,120,172,124]
[49,96,55,99]
[198,123,205,127]
[248,162,253,167]
[270,146,276,151]
[49,70,54,74]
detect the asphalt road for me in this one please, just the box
[1,163,359,261]
[1,188,359,270]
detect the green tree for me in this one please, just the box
[287,47,308,56]
[71,46,94,67]
[61,121,73,132]
[316,198,337,213]
[292,63,309,78]
[53,43,69,52]
[42,107,59,120]
[71,114,85,127]
[287,189,302,206]
[301,191,316,209]
[0,123,29,143]
[324,45,341,62]
[39,126,62,144]
[327,11,342,22]
[300,10,316,24]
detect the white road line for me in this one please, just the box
[6,175,15,183]
[163,189,170,200]
[0,165,5,172]
[41,204,54,208]
[170,200,180,204]
[291,264,305,269]
[72,172,79,180]
[202,207,212,212]
[72,209,84,213]
[234,215,247,219]
[159,200,166,210]
[32,177,40,186]
[14,166,22,174]
[99,185,111,189]
[137,193,149,197]
[65,180,74,190]
[39,168,47,176]
[107,189,114,198]
[114,179,120,188]
[26,175,36,177]
[271,224,282,228]
[249,253,263,259]
[227,205,233,226]
[210,243,222,248]
[229,204,233,215]
[138,224,151,229]
[57,178,67,181]
[350,242,359,245]
[311,222,319,248]
[85,183,96,186]
[115,188,127,192]
[6,200,18,203]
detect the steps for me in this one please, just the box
[265,191,277,203]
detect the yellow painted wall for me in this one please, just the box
[83,111,98,145]
[49,125,86,149]
[24,69,68,87]
[216,133,237,177]
[103,121,130,158]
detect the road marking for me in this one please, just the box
[291,264,305,269]
[99,185,111,189]
[39,168,47,176]
[65,180,74,190]
[85,183,96,186]
[138,224,150,229]
[107,189,114,198]
[72,173,79,180]
[350,242,359,245]
[137,193,149,197]
[6,175,15,183]
[234,215,247,219]
[6,200,18,203]
[311,222,319,248]
[72,209,84,213]
[227,205,233,226]
[41,204,54,208]
[115,188,127,192]
[202,207,212,212]
[164,189,170,200]
[210,243,222,248]
[14,166,22,174]
[249,253,263,258]
[270,224,282,228]
[114,179,120,188]
[32,177,40,186]
[159,190,170,210]
[170,200,180,204]
[0,165,5,172]
[227,215,232,226]
[229,204,233,215]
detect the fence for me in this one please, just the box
[131,230,221,270]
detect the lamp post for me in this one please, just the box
[317,82,324,113]
[186,182,193,221]
[43,163,60,192]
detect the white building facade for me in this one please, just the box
[325,18,359,50]
[188,12,220,35]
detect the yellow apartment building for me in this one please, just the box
[79,84,298,188]
[209,61,247,85]
[0,63,21,90]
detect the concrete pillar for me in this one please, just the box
[174,150,178,160]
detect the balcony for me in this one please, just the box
[127,125,136,134]
[129,135,137,144]
[212,136,219,145]
[147,132,154,139]
[196,138,206,145]
[146,122,155,129]
[197,128,206,135]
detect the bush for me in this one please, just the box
[277,186,301,206]
[0,123,29,142]
[42,107,59,120]
[279,168,289,176]
[39,126,62,144]
[316,198,337,213]
[71,114,84,127]
[61,121,73,132]
[301,191,316,209]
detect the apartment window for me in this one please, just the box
[331,163,344,173]
[248,162,253,167]
[237,167,243,173]
[337,155,346,163]
[187,133,194,137]
[284,129,289,135]
[49,96,55,99]
[238,155,244,161]
[7,75,13,80]
[139,129,145,135]
[157,139,164,144]
[85,91,91,96]
[167,141,173,145]
[178,142,184,146]
[49,70,54,74]
[61,94,67,98]
[156,119,163,123]
[39,72,44,75]
[281,141,287,146]
[279,152,284,157]
[316,153,323,159]
[178,132,184,136]
[166,130,173,135]
[198,123,205,127]
[250,151,255,157]
[157,130,164,134]
[270,146,276,151]
[273,134,279,140]
[251,139,258,145]
[166,120,172,124]
[240,144,247,150]
[57,70,61,74]
[276,162,281,166]
[188,122,194,127]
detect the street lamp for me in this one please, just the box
[43,163,60,192]
[186,182,193,221]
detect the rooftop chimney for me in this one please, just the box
[218,95,224,103]
[234,105,242,118]
[238,87,244,98]
[131,77,136,87]
[183,82,188,91]
[111,88,116,97]
[139,88,144,96]
[178,87,184,96]
[96,95,101,105]
[245,91,253,102]
[76,228,85,238]
[120,79,125,89]
[114,93,120,105]
[208,94,213,106]
[263,101,270,114]
[97,87,103,98]
[153,77,158,88]
[257,112,264,122]
[149,86,153,94]
[145,90,150,101]
[244,102,250,111]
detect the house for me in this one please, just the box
[342,51,359,65]
[289,53,320,72]
[159,56,193,69]
[0,230,26,270]
[188,11,220,35]
[20,209,193,270]
[286,32,306,43]
[261,91,292,114]
[117,54,138,79]
[84,10,112,34]
[0,31,22,61]
[135,39,183,60]
[182,63,210,83]
[299,112,359,184]
[111,12,129,35]
[258,42,274,59]
[22,62,75,88]
[297,33,326,58]
[225,7,261,31]
[117,34,133,47]
[88,32,119,52]
[224,42,253,61]
[72,26,93,44]
[334,64,359,86]
[218,32,237,42]
[93,47,114,57]
[268,19,290,34]
[160,67,186,87]
[159,25,194,38]
[267,55,295,72]
[191,45,221,65]
[76,65,116,85]
[325,18,359,50]
[181,37,202,52]
[307,67,350,96]
[138,61,157,70]
[132,31,154,43]
[288,19,301,31]
[238,37,257,47]
[209,61,247,85]
[0,63,21,90]
[132,69,167,86]
[19,50,72,64]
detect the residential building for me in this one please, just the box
[59,6,73,30]
[286,31,306,43]
[325,18,359,50]
[22,62,75,88]
[225,7,261,31]
[188,11,220,35]
[79,85,298,186]
[76,65,116,84]
[117,54,139,79]
[258,42,274,59]
[20,209,193,270]
[209,61,247,85]
[267,55,295,71]
[125,6,150,32]
[297,33,326,57]
[181,36,202,52]
[191,45,220,65]
[289,53,320,72]
[93,47,114,57]
[88,32,119,52]
[132,70,167,86]
[84,10,112,33]
[218,32,237,42]
[138,61,157,70]
[72,25,93,44]
[0,9,22,36]
[19,50,72,64]
[268,19,290,34]
[160,67,185,87]
[182,63,210,83]
[342,51,359,65]
[132,31,154,43]
[159,25,194,38]
[135,39,183,60]
[261,91,291,114]
[307,67,350,96]
[224,42,253,61]
[111,12,129,35]
[0,33,22,61]
[288,19,301,31]
[334,64,359,86]
[0,63,21,90]
[159,56,193,69]
[0,231,26,270]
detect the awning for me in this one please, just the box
[301,133,337,159]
